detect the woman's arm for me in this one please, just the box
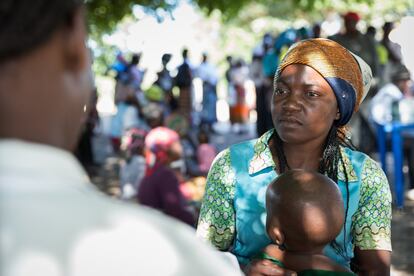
[353,248,390,276]
[196,149,236,250]
[352,157,392,275]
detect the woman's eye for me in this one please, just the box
[306,91,319,97]
[274,88,288,95]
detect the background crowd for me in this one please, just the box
[76,12,413,225]
[2,0,413,275]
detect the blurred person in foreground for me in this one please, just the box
[197,38,391,275]
[0,1,242,275]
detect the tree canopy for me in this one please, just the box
[86,0,412,37]
[86,0,413,76]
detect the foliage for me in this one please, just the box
[86,0,413,75]
[86,0,413,37]
[86,0,178,38]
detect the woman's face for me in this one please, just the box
[272,64,339,146]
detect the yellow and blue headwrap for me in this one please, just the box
[275,38,372,126]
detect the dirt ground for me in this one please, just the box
[390,200,414,275]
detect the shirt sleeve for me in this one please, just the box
[352,157,392,251]
[196,148,236,251]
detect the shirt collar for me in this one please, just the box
[337,147,358,182]
[247,130,357,182]
[0,139,90,186]
[248,129,276,175]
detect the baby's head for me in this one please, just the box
[266,169,344,252]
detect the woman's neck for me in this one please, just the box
[283,142,324,171]
[270,136,325,172]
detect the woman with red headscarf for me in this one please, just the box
[138,127,196,226]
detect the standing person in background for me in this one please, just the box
[196,53,218,133]
[329,12,380,154]
[225,55,236,126]
[119,128,147,200]
[128,53,146,93]
[329,12,379,79]
[381,22,403,84]
[0,1,242,275]
[366,26,389,87]
[250,51,266,137]
[258,34,279,137]
[175,48,194,124]
[370,65,414,201]
[155,53,177,113]
[229,59,250,134]
[312,23,322,38]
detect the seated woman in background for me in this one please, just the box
[138,127,196,226]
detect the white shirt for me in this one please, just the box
[0,140,241,276]
[196,61,218,85]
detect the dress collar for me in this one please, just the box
[247,130,357,182]
[248,129,276,175]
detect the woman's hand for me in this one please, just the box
[243,259,296,276]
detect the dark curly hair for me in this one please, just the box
[0,0,83,63]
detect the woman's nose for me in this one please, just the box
[282,93,302,111]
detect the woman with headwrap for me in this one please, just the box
[138,127,196,226]
[197,39,391,275]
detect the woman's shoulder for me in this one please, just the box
[339,146,387,186]
[214,137,260,160]
[340,146,382,171]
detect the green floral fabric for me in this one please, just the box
[352,158,392,250]
[196,149,236,250]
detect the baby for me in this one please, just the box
[262,169,355,275]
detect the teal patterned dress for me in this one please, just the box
[196,130,392,267]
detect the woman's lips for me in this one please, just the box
[278,116,302,125]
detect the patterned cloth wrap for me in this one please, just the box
[275,38,372,126]
[145,127,180,164]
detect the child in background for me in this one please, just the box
[197,129,217,176]
[261,169,355,275]
[119,128,147,199]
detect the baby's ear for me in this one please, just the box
[269,227,285,246]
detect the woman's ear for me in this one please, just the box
[335,109,341,120]
[61,7,88,73]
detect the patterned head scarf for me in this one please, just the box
[275,38,372,126]
[145,127,180,164]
